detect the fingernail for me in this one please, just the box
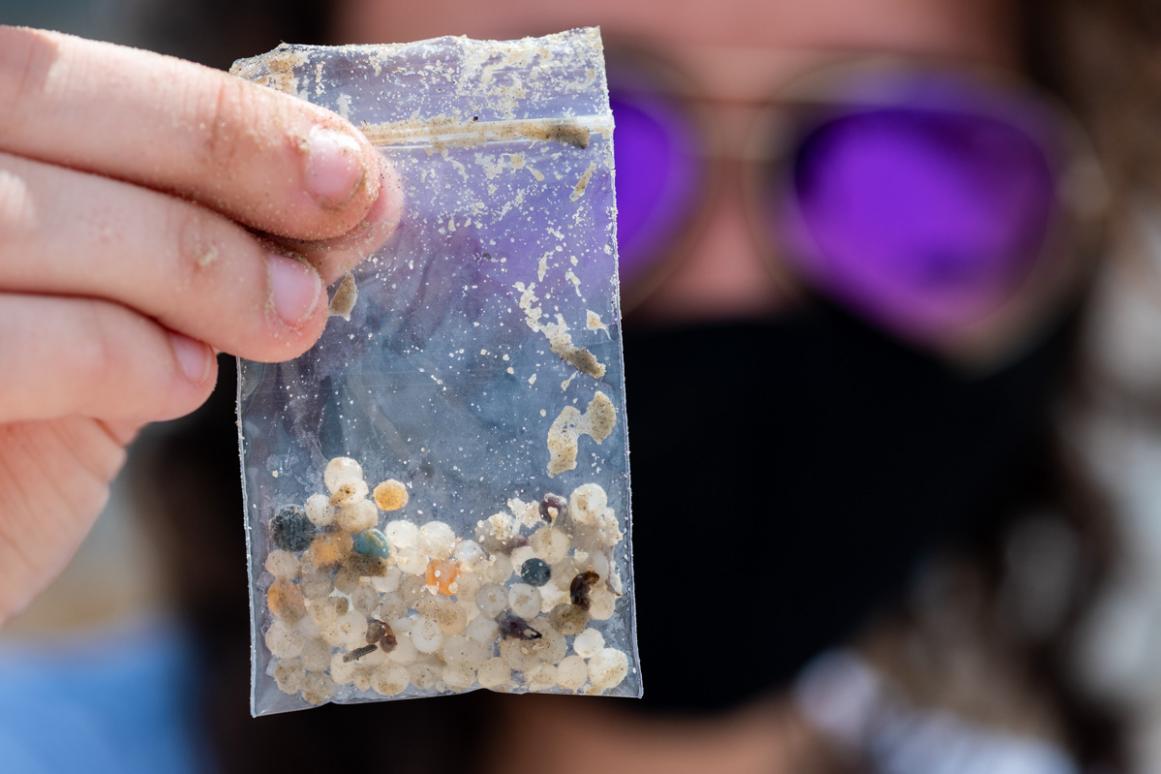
[345,160,403,249]
[268,253,323,326]
[365,159,403,234]
[303,125,366,208]
[170,332,210,383]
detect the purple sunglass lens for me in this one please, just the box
[609,88,701,284]
[779,81,1058,339]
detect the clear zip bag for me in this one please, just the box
[232,27,641,716]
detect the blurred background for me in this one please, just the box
[4,0,1161,772]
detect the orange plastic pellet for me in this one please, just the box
[425,559,460,596]
[373,479,409,511]
[309,531,353,569]
[267,579,306,622]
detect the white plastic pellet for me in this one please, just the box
[441,635,488,665]
[301,671,335,705]
[458,597,480,623]
[508,583,542,619]
[371,664,409,696]
[526,662,557,690]
[308,597,342,630]
[370,567,402,593]
[510,545,536,570]
[438,603,468,635]
[264,549,300,579]
[394,548,429,576]
[304,493,334,527]
[385,520,420,552]
[390,615,416,634]
[453,573,481,603]
[350,584,380,615]
[443,663,476,690]
[324,457,364,493]
[538,583,568,614]
[386,633,419,665]
[300,637,331,672]
[360,647,390,668]
[321,610,367,650]
[587,647,629,690]
[535,622,568,662]
[418,521,457,559]
[588,588,616,621]
[337,499,378,532]
[465,615,499,645]
[556,655,588,690]
[530,527,570,564]
[573,627,605,658]
[330,651,359,685]
[330,478,369,507]
[375,592,407,622]
[487,555,513,584]
[453,539,488,571]
[477,657,511,689]
[594,509,624,547]
[272,659,305,694]
[409,662,442,691]
[264,620,304,659]
[551,558,578,589]
[475,583,508,618]
[590,551,611,581]
[418,596,468,635]
[410,617,444,654]
[569,483,607,526]
[499,638,539,672]
[295,613,321,639]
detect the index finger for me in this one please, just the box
[0,26,387,241]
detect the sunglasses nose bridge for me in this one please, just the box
[697,102,790,164]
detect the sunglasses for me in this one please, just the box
[607,49,1107,362]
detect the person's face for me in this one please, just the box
[338,0,1016,322]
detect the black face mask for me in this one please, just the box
[620,300,1076,715]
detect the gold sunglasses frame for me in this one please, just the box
[605,42,1108,368]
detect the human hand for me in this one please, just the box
[0,27,402,621]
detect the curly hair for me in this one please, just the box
[1021,0,1161,205]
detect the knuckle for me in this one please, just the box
[196,74,252,173]
[0,158,34,240]
[74,302,183,419]
[73,301,125,398]
[0,27,58,142]
[169,202,230,291]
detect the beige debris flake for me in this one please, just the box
[230,47,308,95]
[585,310,608,333]
[546,391,617,477]
[565,269,583,297]
[328,272,358,321]
[514,282,606,379]
[570,162,597,202]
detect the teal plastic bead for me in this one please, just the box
[354,528,390,558]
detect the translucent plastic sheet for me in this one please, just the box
[232,28,640,716]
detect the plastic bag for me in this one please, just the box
[232,28,641,716]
